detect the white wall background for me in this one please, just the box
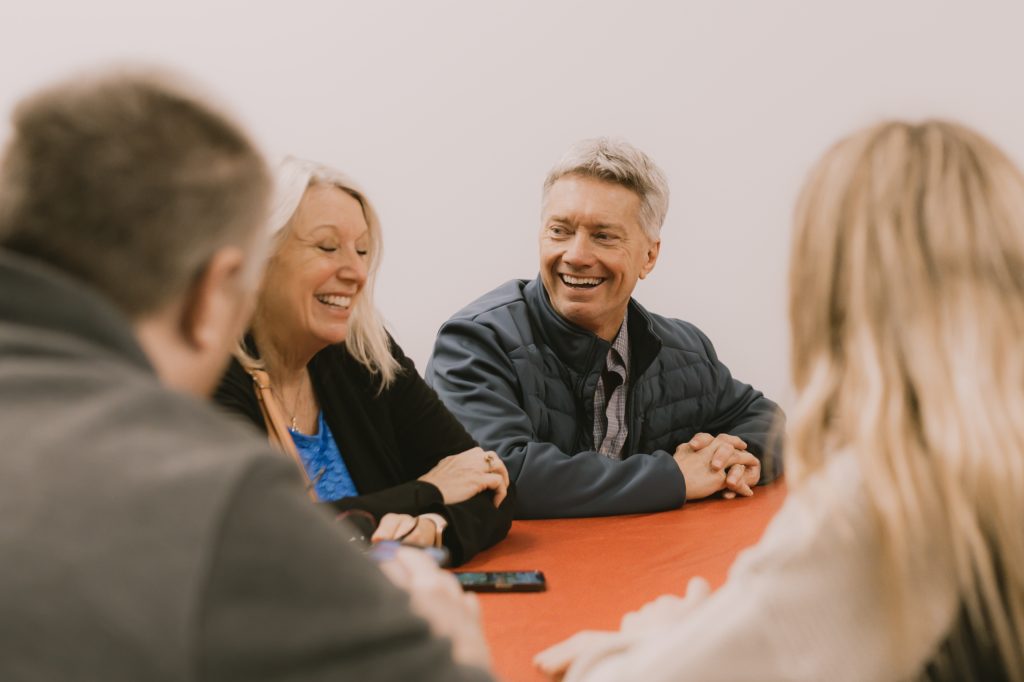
[3,0,1024,410]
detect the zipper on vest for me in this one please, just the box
[575,340,603,453]
[623,383,639,455]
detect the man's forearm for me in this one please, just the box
[508,444,685,518]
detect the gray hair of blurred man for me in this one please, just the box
[0,68,271,319]
[541,137,670,241]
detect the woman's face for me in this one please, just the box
[259,183,370,353]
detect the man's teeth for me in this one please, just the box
[316,294,351,308]
[561,274,603,286]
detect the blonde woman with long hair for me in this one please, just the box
[536,120,1023,680]
[214,157,513,566]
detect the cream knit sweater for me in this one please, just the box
[536,453,960,681]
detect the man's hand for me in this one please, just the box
[378,546,492,671]
[673,432,760,500]
[721,461,761,499]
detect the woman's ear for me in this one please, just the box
[180,246,253,352]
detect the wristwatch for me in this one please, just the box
[419,513,448,548]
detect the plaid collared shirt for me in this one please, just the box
[593,312,630,459]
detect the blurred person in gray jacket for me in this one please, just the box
[427,138,783,519]
[0,68,491,681]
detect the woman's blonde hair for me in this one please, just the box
[787,120,1024,675]
[244,156,400,386]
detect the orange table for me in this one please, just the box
[460,482,788,682]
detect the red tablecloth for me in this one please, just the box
[460,481,788,682]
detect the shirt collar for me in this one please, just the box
[608,309,630,374]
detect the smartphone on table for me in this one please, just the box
[453,570,546,592]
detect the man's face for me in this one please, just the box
[539,174,660,341]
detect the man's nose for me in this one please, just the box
[562,232,594,266]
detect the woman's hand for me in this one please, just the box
[418,447,510,507]
[372,513,437,547]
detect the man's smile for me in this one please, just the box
[559,273,606,289]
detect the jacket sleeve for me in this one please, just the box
[426,317,685,519]
[197,455,493,682]
[384,341,514,566]
[328,481,448,522]
[693,328,785,483]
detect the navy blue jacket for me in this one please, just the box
[427,277,784,519]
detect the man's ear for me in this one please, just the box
[639,238,661,280]
[180,246,249,351]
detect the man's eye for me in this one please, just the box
[549,226,569,237]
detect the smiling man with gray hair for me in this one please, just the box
[427,137,783,518]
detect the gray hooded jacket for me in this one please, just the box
[0,251,490,682]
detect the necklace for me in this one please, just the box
[270,371,310,433]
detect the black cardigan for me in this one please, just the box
[213,339,514,566]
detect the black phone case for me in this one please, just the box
[454,570,547,592]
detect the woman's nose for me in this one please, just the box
[336,247,368,286]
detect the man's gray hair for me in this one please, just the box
[0,68,270,319]
[542,137,669,240]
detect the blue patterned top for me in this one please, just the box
[288,411,359,502]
